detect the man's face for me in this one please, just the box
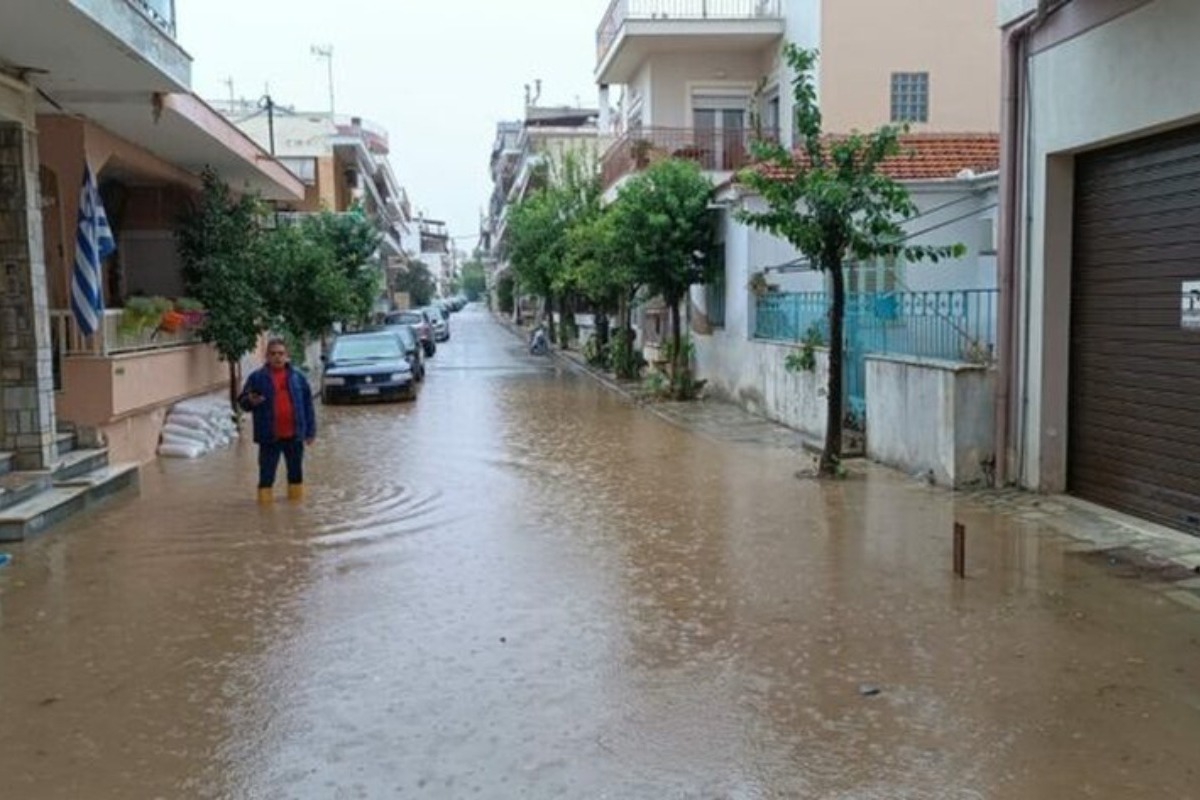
[267,345,288,367]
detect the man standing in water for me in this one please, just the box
[238,338,316,503]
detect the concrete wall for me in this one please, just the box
[820,0,1000,133]
[697,333,829,443]
[56,344,226,428]
[646,50,772,128]
[1015,0,1200,491]
[866,355,995,487]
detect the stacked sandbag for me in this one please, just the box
[157,395,240,459]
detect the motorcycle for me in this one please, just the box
[528,325,549,356]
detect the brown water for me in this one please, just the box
[1,307,1198,799]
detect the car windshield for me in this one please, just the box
[387,312,423,325]
[385,325,417,349]
[330,335,402,361]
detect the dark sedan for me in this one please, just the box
[385,310,436,357]
[321,332,417,404]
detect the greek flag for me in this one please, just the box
[71,164,115,337]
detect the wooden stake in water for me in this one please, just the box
[953,522,966,579]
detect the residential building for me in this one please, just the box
[996,0,1200,533]
[0,0,302,497]
[483,103,613,314]
[595,0,1000,193]
[591,0,1004,485]
[417,217,452,296]
[223,107,414,298]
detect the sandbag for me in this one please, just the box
[158,442,203,459]
[161,423,210,445]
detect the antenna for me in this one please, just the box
[311,44,335,116]
[222,76,235,110]
[533,79,542,106]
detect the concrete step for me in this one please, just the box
[0,451,13,478]
[54,431,76,458]
[52,448,108,482]
[0,471,52,513]
[0,462,139,542]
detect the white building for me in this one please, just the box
[593,0,1003,484]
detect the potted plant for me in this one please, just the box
[748,271,771,297]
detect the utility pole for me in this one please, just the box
[311,44,335,117]
[258,93,276,155]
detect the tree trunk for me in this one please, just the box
[543,294,557,345]
[596,311,610,349]
[227,359,241,415]
[615,293,634,379]
[558,293,574,350]
[669,294,683,374]
[820,262,845,476]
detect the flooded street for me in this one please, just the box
[1,307,1199,799]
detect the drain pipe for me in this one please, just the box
[994,7,1043,488]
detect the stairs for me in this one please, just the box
[0,429,139,542]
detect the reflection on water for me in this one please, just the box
[1,308,1199,799]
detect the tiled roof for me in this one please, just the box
[755,133,1000,182]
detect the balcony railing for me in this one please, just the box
[50,309,204,359]
[597,0,783,64]
[601,126,778,189]
[125,0,177,37]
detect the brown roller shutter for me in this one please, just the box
[1070,124,1200,534]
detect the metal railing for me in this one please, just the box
[601,126,778,189]
[50,309,204,358]
[598,0,784,63]
[126,0,176,37]
[755,289,998,420]
[755,289,998,362]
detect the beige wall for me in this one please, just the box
[820,0,1000,133]
[57,344,226,428]
[37,115,201,308]
[644,50,775,128]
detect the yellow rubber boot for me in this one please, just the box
[287,484,304,502]
[257,487,274,505]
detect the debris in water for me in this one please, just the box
[858,684,882,697]
[0,553,10,568]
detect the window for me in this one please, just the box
[706,244,726,328]
[890,72,929,123]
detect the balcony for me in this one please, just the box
[51,309,204,360]
[125,0,176,37]
[596,0,785,84]
[601,126,778,190]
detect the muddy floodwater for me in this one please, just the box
[2,307,1199,799]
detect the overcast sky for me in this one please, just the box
[179,0,607,251]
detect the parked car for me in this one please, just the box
[421,306,450,342]
[377,323,425,381]
[385,310,436,357]
[321,332,417,404]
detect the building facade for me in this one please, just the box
[997,0,1200,533]
[0,0,302,470]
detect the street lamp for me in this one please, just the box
[311,44,335,117]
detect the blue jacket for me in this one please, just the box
[238,364,317,444]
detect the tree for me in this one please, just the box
[506,151,602,346]
[393,259,437,308]
[177,168,270,409]
[459,257,487,301]
[506,178,567,343]
[565,206,642,376]
[300,209,383,327]
[609,158,714,395]
[260,221,353,345]
[737,45,964,476]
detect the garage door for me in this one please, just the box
[1070,124,1200,534]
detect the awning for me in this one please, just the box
[53,92,304,201]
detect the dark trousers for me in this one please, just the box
[259,438,304,488]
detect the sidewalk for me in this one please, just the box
[498,312,1200,613]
